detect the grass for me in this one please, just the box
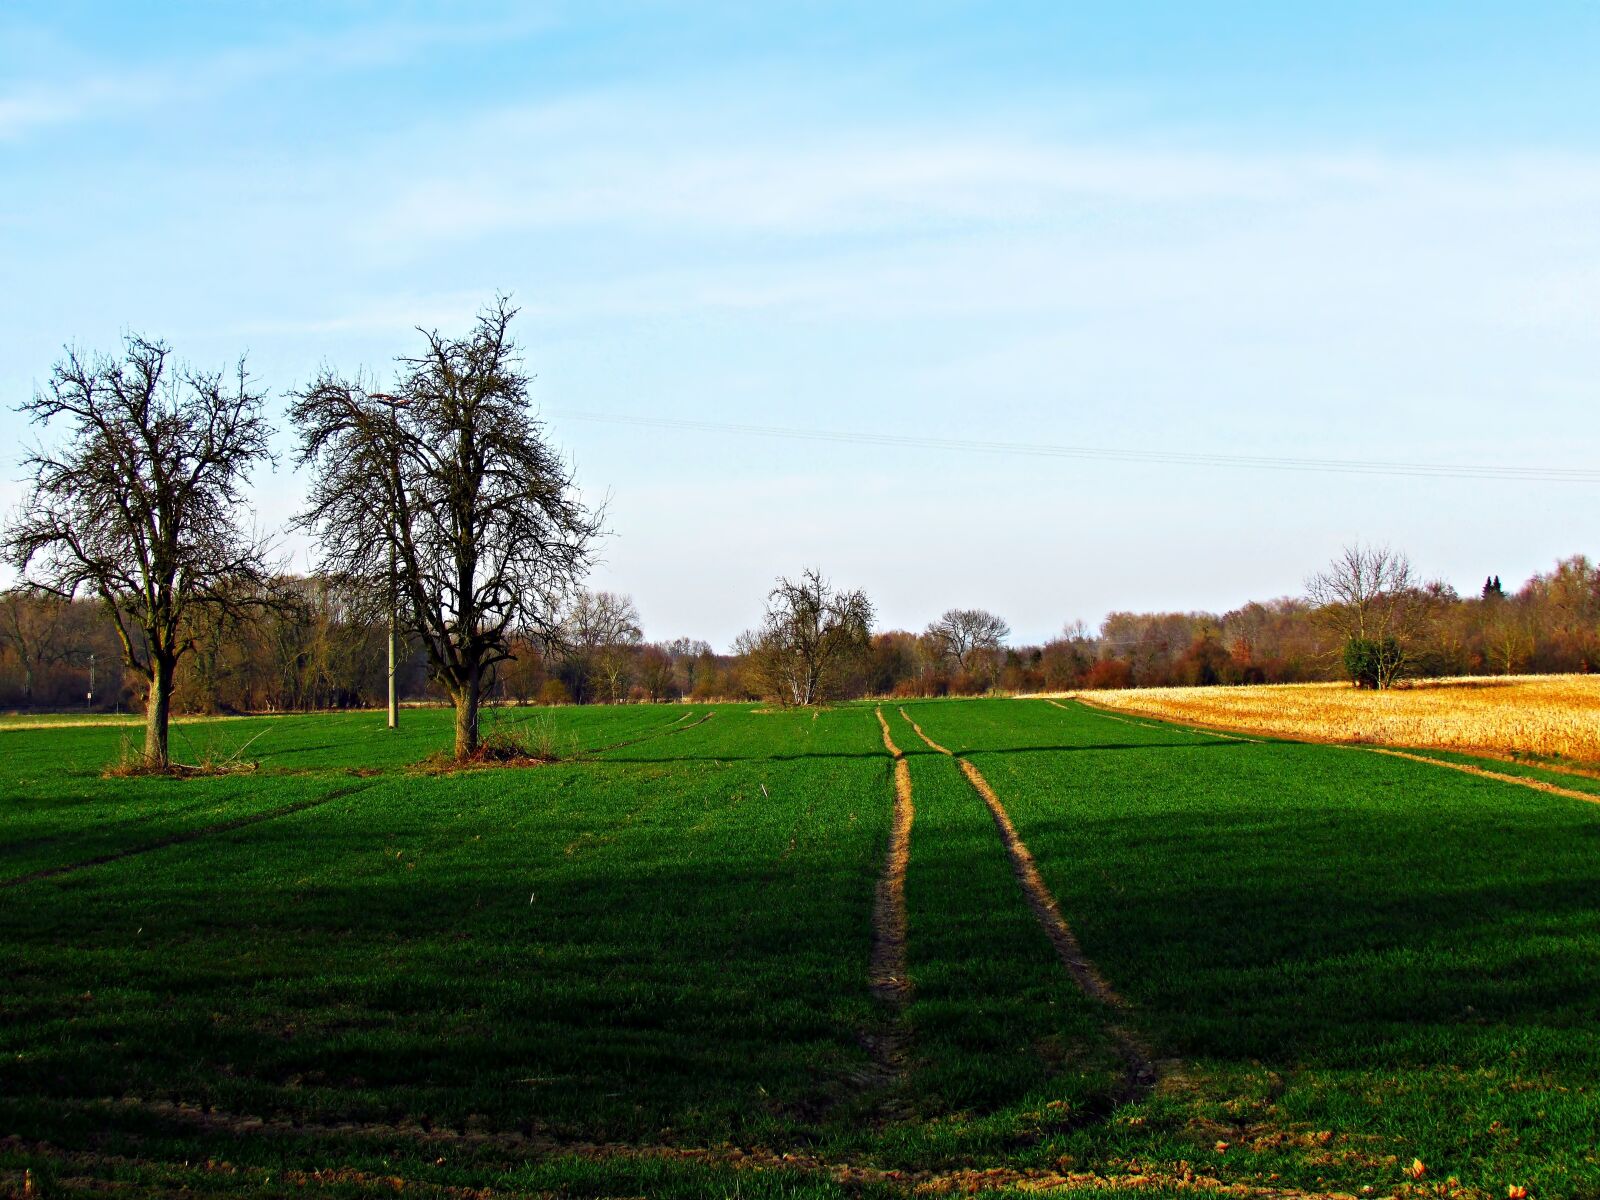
[1062,674,1600,763]
[3,697,1599,1197]
[903,698,1600,1197]
[888,707,1121,1136]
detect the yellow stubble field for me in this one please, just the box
[1064,674,1600,764]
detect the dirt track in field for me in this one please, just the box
[1366,746,1600,805]
[870,707,915,1008]
[860,706,915,1105]
[593,708,715,752]
[1060,696,1600,805]
[897,706,1158,1098]
[896,706,951,754]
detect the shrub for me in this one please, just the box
[1343,637,1404,689]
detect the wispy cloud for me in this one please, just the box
[0,12,554,140]
[343,90,1600,250]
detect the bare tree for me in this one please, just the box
[926,608,1011,676]
[1482,596,1535,675]
[3,338,275,765]
[1306,543,1421,688]
[0,587,74,706]
[637,645,676,701]
[558,590,643,703]
[740,568,873,706]
[292,299,601,758]
[666,636,712,697]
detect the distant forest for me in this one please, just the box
[2,554,1594,713]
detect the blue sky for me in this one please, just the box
[4,2,1598,646]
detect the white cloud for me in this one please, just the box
[0,12,555,140]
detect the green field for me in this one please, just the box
[2,699,1597,1198]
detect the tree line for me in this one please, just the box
[4,303,1595,767]
[4,540,1596,724]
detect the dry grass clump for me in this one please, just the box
[416,716,581,773]
[1065,674,1600,763]
[102,730,265,778]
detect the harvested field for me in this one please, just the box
[1059,673,1600,763]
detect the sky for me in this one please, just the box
[3,2,1598,648]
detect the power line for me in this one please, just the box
[551,410,1600,484]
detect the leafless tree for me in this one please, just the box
[1306,543,1422,688]
[740,568,873,706]
[558,590,643,703]
[637,645,676,701]
[0,587,75,706]
[666,636,713,697]
[926,608,1011,676]
[292,298,602,758]
[1482,597,1536,675]
[3,337,275,765]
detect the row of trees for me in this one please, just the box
[725,547,1556,699]
[5,547,1600,722]
[0,584,725,713]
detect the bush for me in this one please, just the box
[537,678,570,705]
[1343,637,1403,689]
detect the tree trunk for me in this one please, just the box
[145,654,173,767]
[454,662,481,759]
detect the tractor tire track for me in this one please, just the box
[1062,698,1599,804]
[898,706,1158,1100]
[1364,746,1600,805]
[895,706,950,754]
[861,707,915,1107]
[0,780,384,891]
[592,709,714,754]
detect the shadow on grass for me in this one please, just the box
[5,796,1599,1136]
[604,742,1254,763]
